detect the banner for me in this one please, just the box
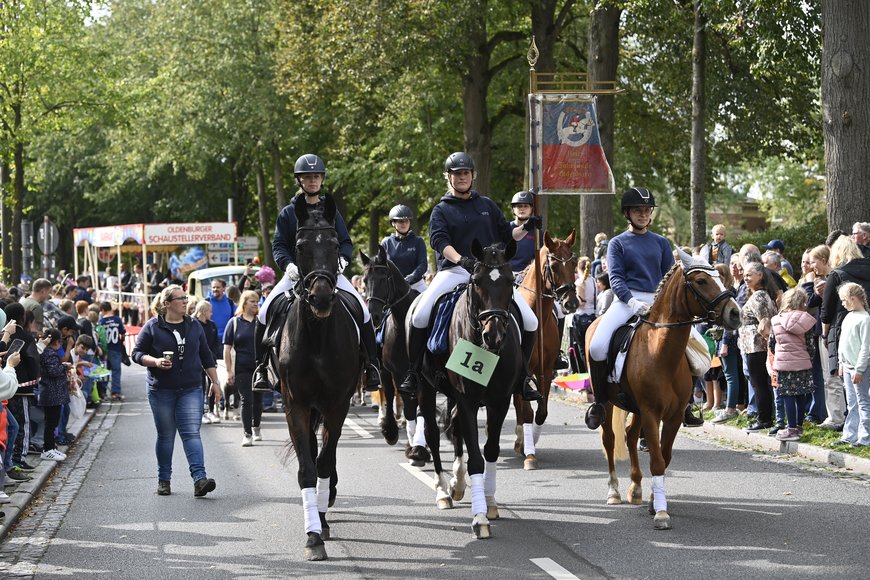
[529,94,615,195]
[143,222,236,246]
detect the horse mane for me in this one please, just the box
[651,262,681,303]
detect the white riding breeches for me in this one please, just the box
[588,291,654,362]
[410,279,427,293]
[410,267,537,332]
[258,271,369,324]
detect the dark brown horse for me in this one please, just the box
[585,248,741,530]
[514,230,578,470]
[278,196,362,560]
[418,239,522,539]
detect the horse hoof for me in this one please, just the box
[304,532,327,561]
[485,498,500,520]
[472,514,491,539]
[629,495,644,506]
[450,485,465,502]
[653,512,672,530]
[381,420,399,446]
[523,455,538,471]
[606,495,622,505]
[437,497,453,510]
[648,497,655,516]
[408,446,429,467]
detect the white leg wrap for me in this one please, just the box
[413,415,427,447]
[302,488,320,534]
[470,474,486,515]
[523,423,536,456]
[317,477,330,513]
[651,475,667,513]
[532,423,542,445]
[406,419,417,445]
[483,461,497,497]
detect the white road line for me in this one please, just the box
[531,558,581,580]
[344,417,374,439]
[399,462,437,490]
[719,507,782,516]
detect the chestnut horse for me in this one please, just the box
[278,196,362,560]
[585,249,741,530]
[513,230,578,470]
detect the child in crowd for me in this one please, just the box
[769,288,817,442]
[99,302,126,402]
[836,282,870,447]
[594,271,613,317]
[38,329,71,461]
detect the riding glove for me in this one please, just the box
[459,256,477,273]
[522,216,542,232]
[627,297,650,316]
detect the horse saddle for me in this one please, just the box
[606,315,643,385]
[426,284,467,354]
[336,288,364,332]
[263,290,294,347]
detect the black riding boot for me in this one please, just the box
[683,378,704,427]
[519,330,543,402]
[361,320,381,392]
[554,315,568,370]
[399,326,427,397]
[252,320,272,392]
[585,359,609,429]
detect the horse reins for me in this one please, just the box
[640,264,733,328]
[517,248,577,300]
[365,262,413,328]
[295,224,339,303]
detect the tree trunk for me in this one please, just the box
[463,6,492,194]
[271,140,286,210]
[689,0,707,248]
[12,140,24,285]
[580,4,620,259]
[368,207,382,258]
[0,161,10,284]
[255,162,275,269]
[823,0,870,232]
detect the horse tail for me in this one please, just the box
[611,407,630,462]
[439,401,453,441]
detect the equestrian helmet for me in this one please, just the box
[444,152,475,173]
[511,190,535,206]
[621,187,656,210]
[388,204,414,221]
[294,154,327,176]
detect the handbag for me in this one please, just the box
[68,386,86,421]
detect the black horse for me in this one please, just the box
[279,195,362,561]
[360,247,425,461]
[418,239,523,539]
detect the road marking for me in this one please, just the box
[399,462,436,490]
[720,507,782,516]
[531,558,581,579]
[649,541,789,552]
[344,417,374,439]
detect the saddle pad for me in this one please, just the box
[607,315,642,384]
[337,289,364,327]
[263,290,293,347]
[426,285,467,354]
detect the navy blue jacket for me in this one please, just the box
[132,315,216,390]
[429,191,514,271]
[272,193,353,271]
[509,220,538,272]
[380,232,428,284]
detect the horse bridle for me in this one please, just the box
[518,248,577,300]
[295,224,339,304]
[466,259,512,334]
[641,264,733,328]
[365,262,412,328]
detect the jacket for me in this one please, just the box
[819,257,870,372]
[428,191,513,271]
[737,290,778,354]
[38,346,71,407]
[132,315,216,390]
[770,310,816,371]
[272,193,353,272]
[699,241,733,266]
[380,232,428,284]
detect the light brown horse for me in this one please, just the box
[514,230,578,470]
[585,249,741,530]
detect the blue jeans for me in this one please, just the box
[720,351,742,409]
[774,386,785,426]
[108,350,123,394]
[742,353,758,415]
[807,338,828,422]
[3,408,18,471]
[842,368,870,446]
[147,386,207,482]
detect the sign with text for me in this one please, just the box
[445,338,500,387]
[144,222,237,246]
[529,94,615,195]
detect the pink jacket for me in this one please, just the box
[771,310,816,372]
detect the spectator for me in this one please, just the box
[738,262,779,432]
[98,302,126,401]
[594,271,613,317]
[194,301,222,425]
[147,263,165,296]
[763,251,797,288]
[0,337,22,497]
[574,256,597,317]
[762,239,795,279]
[207,279,234,344]
[223,290,263,447]
[74,276,92,304]
[835,282,870,447]
[104,267,119,296]
[699,224,733,266]
[62,284,78,304]
[2,303,40,478]
[225,285,241,308]
[132,285,220,498]
[851,221,870,258]
[20,278,56,334]
[798,248,828,425]
[37,329,71,461]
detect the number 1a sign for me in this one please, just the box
[445,339,500,387]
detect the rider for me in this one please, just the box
[399,152,542,402]
[585,187,703,430]
[253,154,381,393]
[380,205,429,293]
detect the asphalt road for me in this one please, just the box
[2,364,870,579]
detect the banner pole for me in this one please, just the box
[527,37,546,391]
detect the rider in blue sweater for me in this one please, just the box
[380,205,428,292]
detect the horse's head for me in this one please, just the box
[468,239,516,351]
[294,195,340,319]
[360,245,399,328]
[674,248,742,330]
[542,229,579,313]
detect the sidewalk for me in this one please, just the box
[0,401,102,539]
[551,383,870,477]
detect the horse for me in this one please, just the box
[359,247,426,463]
[417,239,523,539]
[277,195,363,561]
[585,248,741,530]
[513,229,578,470]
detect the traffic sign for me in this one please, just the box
[37,219,60,254]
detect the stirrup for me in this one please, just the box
[554,352,569,370]
[364,365,381,392]
[521,376,542,402]
[252,365,272,393]
[398,371,419,397]
[585,402,605,430]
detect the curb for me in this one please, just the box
[0,404,100,540]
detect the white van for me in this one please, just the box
[186,265,259,299]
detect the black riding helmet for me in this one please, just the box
[388,204,414,221]
[511,190,535,206]
[621,187,656,211]
[444,152,475,173]
[294,154,326,176]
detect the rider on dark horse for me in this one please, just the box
[381,204,429,293]
[399,152,542,402]
[253,153,381,392]
[585,187,705,430]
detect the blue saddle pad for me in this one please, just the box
[426,285,467,355]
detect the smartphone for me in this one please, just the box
[7,338,25,356]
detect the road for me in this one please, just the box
[2,364,869,579]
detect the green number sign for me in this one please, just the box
[445,338,500,387]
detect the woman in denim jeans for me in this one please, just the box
[133,285,221,498]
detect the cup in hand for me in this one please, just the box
[162,351,174,367]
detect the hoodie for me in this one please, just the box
[770,310,816,372]
[132,315,216,390]
[428,191,513,271]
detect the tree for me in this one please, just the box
[689,0,707,247]
[823,0,870,231]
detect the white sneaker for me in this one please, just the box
[201,414,212,424]
[41,449,67,461]
[0,491,11,503]
[252,427,262,441]
[208,412,221,424]
[241,434,253,447]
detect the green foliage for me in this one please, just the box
[730,213,829,268]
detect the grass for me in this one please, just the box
[701,408,870,460]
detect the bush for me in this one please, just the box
[730,214,829,268]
